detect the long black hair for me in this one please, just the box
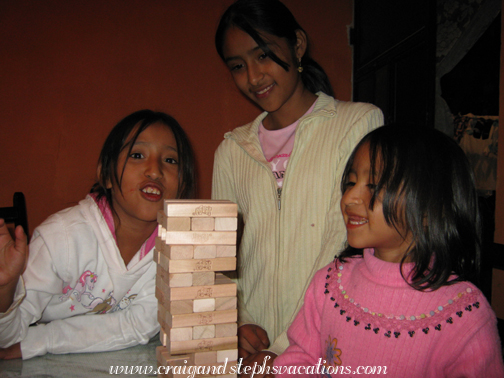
[91,110,196,207]
[215,0,334,97]
[339,124,481,291]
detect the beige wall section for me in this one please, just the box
[0,0,353,236]
[495,2,504,244]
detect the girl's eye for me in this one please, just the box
[367,183,377,191]
[258,53,268,60]
[165,158,178,164]
[343,181,355,191]
[130,152,143,159]
[229,63,244,72]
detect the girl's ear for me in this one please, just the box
[294,29,308,61]
[97,164,112,189]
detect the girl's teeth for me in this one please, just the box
[257,85,273,95]
[349,218,368,225]
[143,187,160,195]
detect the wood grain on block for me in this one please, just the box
[215,245,236,257]
[192,271,215,286]
[169,336,237,355]
[214,217,238,231]
[217,349,238,363]
[169,273,193,288]
[193,298,216,313]
[215,297,237,311]
[168,257,236,274]
[166,281,237,301]
[193,351,218,365]
[164,231,237,245]
[153,247,161,264]
[215,323,238,338]
[156,236,168,255]
[156,345,193,367]
[169,309,238,328]
[171,326,193,342]
[167,217,191,231]
[193,324,215,340]
[191,217,215,231]
[168,245,194,260]
[193,245,217,259]
[169,299,194,315]
[164,200,237,218]
[159,328,168,346]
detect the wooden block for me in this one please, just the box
[169,309,238,328]
[156,345,193,368]
[217,349,238,363]
[168,257,236,274]
[159,328,168,346]
[169,299,194,315]
[215,297,237,311]
[153,247,161,264]
[169,336,237,355]
[192,272,215,286]
[194,245,217,259]
[214,218,238,231]
[193,298,216,313]
[191,217,215,231]
[193,351,218,365]
[215,323,238,338]
[193,325,215,340]
[171,327,193,342]
[216,245,236,257]
[166,281,236,301]
[167,245,194,260]
[167,217,191,231]
[165,231,236,245]
[164,200,237,218]
[169,273,193,288]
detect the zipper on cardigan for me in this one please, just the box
[277,187,282,210]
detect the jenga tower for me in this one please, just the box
[154,200,239,378]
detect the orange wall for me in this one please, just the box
[495,3,504,244]
[0,0,353,236]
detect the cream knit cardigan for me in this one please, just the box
[212,93,383,354]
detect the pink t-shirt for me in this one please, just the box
[258,100,317,187]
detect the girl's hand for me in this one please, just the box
[238,324,270,359]
[0,343,22,359]
[0,220,28,312]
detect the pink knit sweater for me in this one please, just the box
[274,249,504,377]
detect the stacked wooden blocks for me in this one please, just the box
[155,200,239,377]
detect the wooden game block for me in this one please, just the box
[214,218,238,231]
[217,349,238,363]
[157,210,166,227]
[167,217,191,231]
[215,245,236,257]
[193,351,218,365]
[164,231,237,245]
[157,345,192,365]
[154,247,161,264]
[214,297,237,311]
[168,245,194,260]
[191,217,215,231]
[168,257,236,274]
[171,327,193,342]
[159,328,168,346]
[215,323,238,338]
[166,280,237,301]
[192,272,215,286]
[193,325,215,340]
[164,200,238,218]
[193,298,216,313]
[155,287,167,304]
[194,245,217,259]
[169,309,238,328]
[169,273,193,288]
[156,236,168,254]
[169,336,237,355]
[169,299,194,314]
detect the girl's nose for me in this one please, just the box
[247,63,264,86]
[343,187,364,206]
[145,160,163,180]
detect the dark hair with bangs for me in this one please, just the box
[215,0,333,97]
[91,110,196,207]
[339,124,481,291]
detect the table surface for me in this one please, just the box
[0,338,162,378]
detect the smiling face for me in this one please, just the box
[109,122,180,228]
[222,26,310,129]
[340,143,412,262]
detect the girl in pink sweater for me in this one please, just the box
[274,124,504,377]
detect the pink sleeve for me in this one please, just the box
[444,315,504,378]
[273,268,326,377]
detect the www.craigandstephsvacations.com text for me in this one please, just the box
[109,356,388,376]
